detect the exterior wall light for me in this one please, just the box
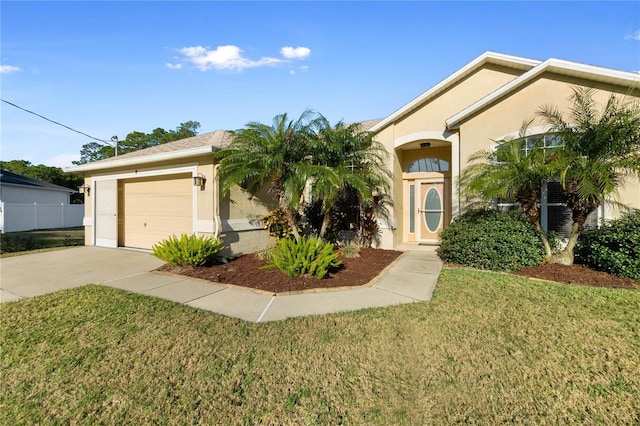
[193,173,206,190]
[78,185,91,196]
[420,142,431,149]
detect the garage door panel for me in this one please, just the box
[119,174,193,249]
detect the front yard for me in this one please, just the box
[1,268,638,424]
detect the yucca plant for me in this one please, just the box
[152,234,225,267]
[263,236,342,279]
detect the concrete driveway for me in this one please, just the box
[0,247,164,302]
[1,245,442,323]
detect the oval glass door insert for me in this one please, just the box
[423,187,442,232]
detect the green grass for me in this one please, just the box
[2,269,639,424]
[0,227,84,256]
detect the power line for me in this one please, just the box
[1,98,111,143]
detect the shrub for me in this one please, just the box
[576,210,640,280]
[437,209,545,271]
[0,234,38,253]
[339,242,361,258]
[263,236,342,279]
[152,234,225,267]
[262,209,300,240]
[256,246,273,261]
[303,198,358,244]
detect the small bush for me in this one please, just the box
[339,242,361,258]
[576,210,640,280]
[152,234,225,267]
[263,236,342,279]
[256,247,273,261]
[437,209,545,271]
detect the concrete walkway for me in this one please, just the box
[1,246,442,322]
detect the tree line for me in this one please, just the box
[73,121,200,164]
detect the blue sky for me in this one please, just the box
[2,1,639,168]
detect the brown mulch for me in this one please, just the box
[156,248,403,294]
[157,248,639,294]
[512,263,640,290]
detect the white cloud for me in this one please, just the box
[46,153,80,169]
[0,65,21,74]
[624,30,640,41]
[178,45,283,72]
[280,46,311,60]
[173,44,311,73]
[289,65,310,76]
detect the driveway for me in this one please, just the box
[0,247,164,302]
[1,245,442,323]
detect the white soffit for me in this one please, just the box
[369,51,541,133]
[445,58,640,130]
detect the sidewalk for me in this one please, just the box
[1,246,442,323]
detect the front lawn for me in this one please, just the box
[1,269,639,424]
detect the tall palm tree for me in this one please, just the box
[215,110,317,240]
[537,87,640,264]
[459,127,558,258]
[304,115,391,239]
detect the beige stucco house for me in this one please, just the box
[70,51,640,252]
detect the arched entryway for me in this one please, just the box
[396,135,454,244]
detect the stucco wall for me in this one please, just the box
[393,64,522,136]
[374,62,640,247]
[457,73,640,216]
[79,153,277,252]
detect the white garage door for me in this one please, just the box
[118,174,193,249]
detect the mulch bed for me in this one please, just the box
[157,248,639,293]
[512,263,640,290]
[156,248,403,293]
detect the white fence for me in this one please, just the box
[0,202,84,233]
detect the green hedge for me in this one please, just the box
[576,210,640,280]
[437,209,545,271]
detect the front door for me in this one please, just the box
[417,181,445,241]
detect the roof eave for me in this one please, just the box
[0,182,75,193]
[67,145,217,173]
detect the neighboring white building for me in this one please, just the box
[0,169,83,233]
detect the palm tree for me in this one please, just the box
[459,125,558,258]
[537,87,640,264]
[304,115,391,239]
[215,110,318,240]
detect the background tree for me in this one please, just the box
[537,87,640,264]
[73,121,200,165]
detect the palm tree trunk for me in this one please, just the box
[539,229,553,261]
[549,218,585,265]
[286,209,301,241]
[319,210,331,239]
[273,184,301,241]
